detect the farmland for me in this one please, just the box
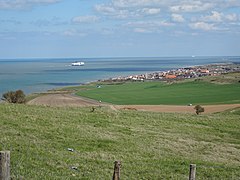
[76,80,240,105]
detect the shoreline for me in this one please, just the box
[99,62,240,83]
[1,62,240,101]
[2,61,240,113]
[33,62,240,96]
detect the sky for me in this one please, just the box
[0,0,240,58]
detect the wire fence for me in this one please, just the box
[0,137,239,179]
[0,152,240,180]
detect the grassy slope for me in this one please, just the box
[76,81,240,105]
[0,104,240,179]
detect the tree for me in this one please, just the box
[2,90,26,104]
[194,105,204,115]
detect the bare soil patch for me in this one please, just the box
[27,94,102,107]
[114,104,240,114]
[27,93,240,113]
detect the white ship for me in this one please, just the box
[71,61,85,66]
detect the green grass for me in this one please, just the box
[0,104,240,179]
[76,81,240,105]
[200,72,240,84]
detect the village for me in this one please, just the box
[105,63,240,82]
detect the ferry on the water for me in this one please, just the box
[71,61,85,66]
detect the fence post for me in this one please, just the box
[0,151,10,180]
[189,164,196,180]
[112,161,121,180]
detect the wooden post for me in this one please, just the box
[112,161,121,180]
[189,164,196,180]
[0,151,10,180]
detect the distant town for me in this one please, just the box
[104,63,240,82]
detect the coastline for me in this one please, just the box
[100,62,240,83]
[1,61,238,113]
[1,61,240,101]
[31,62,240,96]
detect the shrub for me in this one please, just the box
[194,105,205,115]
[2,90,26,104]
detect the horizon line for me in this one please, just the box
[0,55,240,60]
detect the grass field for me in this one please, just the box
[75,81,240,105]
[0,104,240,179]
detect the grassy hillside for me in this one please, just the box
[0,104,240,179]
[75,81,240,105]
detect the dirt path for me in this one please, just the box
[27,93,240,113]
[113,104,240,114]
[27,94,103,107]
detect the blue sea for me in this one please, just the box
[0,56,239,97]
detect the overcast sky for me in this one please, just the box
[0,0,240,58]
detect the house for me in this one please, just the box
[165,74,177,79]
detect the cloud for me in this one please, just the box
[0,0,60,10]
[95,0,240,21]
[126,20,174,27]
[171,14,185,22]
[72,15,99,23]
[102,0,240,13]
[141,8,160,15]
[225,14,238,21]
[169,0,240,13]
[170,2,214,13]
[125,20,174,33]
[200,11,239,23]
[221,0,240,8]
[201,11,223,22]
[62,29,87,37]
[95,4,116,15]
[95,4,129,19]
[95,4,161,19]
[189,22,217,31]
[94,0,240,36]
[134,27,153,33]
[111,0,165,8]
[109,0,240,9]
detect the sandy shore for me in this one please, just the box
[27,93,240,114]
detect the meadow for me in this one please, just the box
[75,80,240,105]
[0,104,240,179]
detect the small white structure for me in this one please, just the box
[71,62,85,66]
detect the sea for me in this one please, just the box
[0,56,240,97]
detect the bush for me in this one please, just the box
[194,105,205,115]
[2,90,26,104]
